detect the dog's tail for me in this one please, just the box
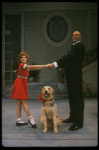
[56,116,64,124]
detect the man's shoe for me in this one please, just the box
[16,121,28,126]
[28,119,37,128]
[68,124,83,131]
[62,118,74,123]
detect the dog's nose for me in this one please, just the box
[45,90,47,94]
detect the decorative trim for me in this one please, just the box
[2,2,97,12]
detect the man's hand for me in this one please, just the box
[47,63,55,69]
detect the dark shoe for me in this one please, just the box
[28,119,37,128]
[68,124,83,131]
[62,118,74,123]
[16,121,28,126]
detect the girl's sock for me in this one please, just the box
[17,118,24,123]
[28,116,35,125]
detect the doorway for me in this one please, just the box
[2,14,21,96]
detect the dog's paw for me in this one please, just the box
[54,129,58,134]
[43,129,47,133]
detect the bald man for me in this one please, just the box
[47,31,85,131]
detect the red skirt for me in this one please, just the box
[11,77,29,100]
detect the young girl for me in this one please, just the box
[11,52,48,128]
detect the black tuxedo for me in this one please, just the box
[56,42,85,126]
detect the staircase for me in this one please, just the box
[28,82,68,99]
[3,82,68,99]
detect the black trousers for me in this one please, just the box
[66,78,84,126]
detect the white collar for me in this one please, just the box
[73,41,81,45]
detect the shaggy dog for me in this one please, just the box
[38,86,63,134]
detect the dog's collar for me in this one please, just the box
[38,93,53,102]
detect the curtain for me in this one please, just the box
[10,15,21,65]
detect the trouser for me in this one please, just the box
[66,79,84,126]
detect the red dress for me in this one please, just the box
[11,63,29,100]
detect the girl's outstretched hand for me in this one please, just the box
[46,63,55,69]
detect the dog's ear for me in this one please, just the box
[41,87,44,94]
[52,89,54,95]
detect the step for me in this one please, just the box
[28,90,68,99]
[28,82,58,90]
[3,82,68,99]
[29,93,68,99]
[4,91,68,99]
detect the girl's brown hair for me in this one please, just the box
[18,52,29,64]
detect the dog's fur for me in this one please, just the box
[40,86,63,133]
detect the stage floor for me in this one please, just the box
[2,97,98,147]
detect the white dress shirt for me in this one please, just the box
[53,41,81,68]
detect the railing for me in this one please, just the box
[82,47,97,67]
[82,60,98,97]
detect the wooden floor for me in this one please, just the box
[2,97,98,147]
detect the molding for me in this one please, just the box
[2,2,97,13]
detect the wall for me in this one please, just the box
[24,10,71,82]
[24,9,97,82]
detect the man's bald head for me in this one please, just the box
[72,31,82,43]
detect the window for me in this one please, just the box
[47,15,68,43]
[43,12,71,47]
